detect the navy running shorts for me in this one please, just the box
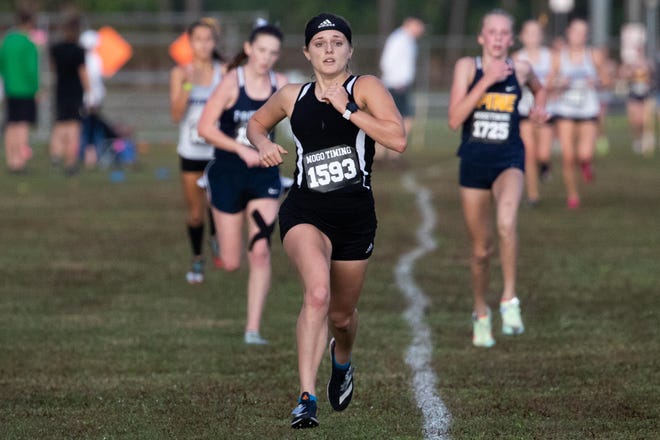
[206,159,281,214]
[459,155,525,190]
[279,188,377,261]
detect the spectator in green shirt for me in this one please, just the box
[0,6,39,173]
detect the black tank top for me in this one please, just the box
[458,57,523,160]
[289,75,374,194]
[216,66,277,163]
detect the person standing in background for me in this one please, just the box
[49,9,89,176]
[0,6,39,174]
[170,18,225,284]
[78,29,106,168]
[377,16,425,162]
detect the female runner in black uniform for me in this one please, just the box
[247,13,406,428]
[197,24,288,345]
[448,9,547,348]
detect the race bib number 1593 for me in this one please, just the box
[304,144,361,193]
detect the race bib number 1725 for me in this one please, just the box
[470,111,511,143]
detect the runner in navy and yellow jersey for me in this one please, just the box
[448,9,548,348]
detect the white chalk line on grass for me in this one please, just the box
[395,172,451,440]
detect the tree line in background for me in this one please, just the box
[4,0,627,37]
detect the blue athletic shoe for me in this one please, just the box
[291,392,319,429]
[327,338,354,411]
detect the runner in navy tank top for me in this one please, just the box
[457,55,524,183]
[247,13,406,428]
[449,9,548,348]
[197,23,288,346]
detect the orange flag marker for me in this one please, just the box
[169,32,193,66]
[96,26,133,78]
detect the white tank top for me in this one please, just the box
[516,47,553,116]
[177,62,222,160]
[554,49,600,119]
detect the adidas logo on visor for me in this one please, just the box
[318,19,335,29]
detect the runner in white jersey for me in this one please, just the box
[170,18,225,284]
[547,18,609,209]
[619,23,655,155]
[513,19,554,205]
[176,62,222,160]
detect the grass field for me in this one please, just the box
[1,116,658,439]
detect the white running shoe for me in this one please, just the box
[244,331,268,345]
[472,307,495,348]
[500,297,525,335]
[186,259,204,284]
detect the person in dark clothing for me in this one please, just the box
[448,9,547,347]
[49,10,88,175]
[248,13,406,428]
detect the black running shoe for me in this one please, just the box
[290,392,319,429]
[327,338,354,411]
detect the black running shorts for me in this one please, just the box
[180,156,210,173]
[279,188,377,261]
[55,97,83,121]
[6,97,37,123]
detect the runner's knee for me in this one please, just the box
[497,217,517,240]
[187,213,204,226]
[248,209,275,251]
[328,310,354,333]
[303,285,330,311]
[472,244,493,265]
[248,241,270,267]
[221,255,241,272]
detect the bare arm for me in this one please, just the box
[324,75,407,152]
[448,57,511,130]
[247,84,300,167]
[515,58,549,123]
[545,50,566,94]
[197,71,262,166]
[169,65,192,123]
[592,48,612,89]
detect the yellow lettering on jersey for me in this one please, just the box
[476,93,516,113]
